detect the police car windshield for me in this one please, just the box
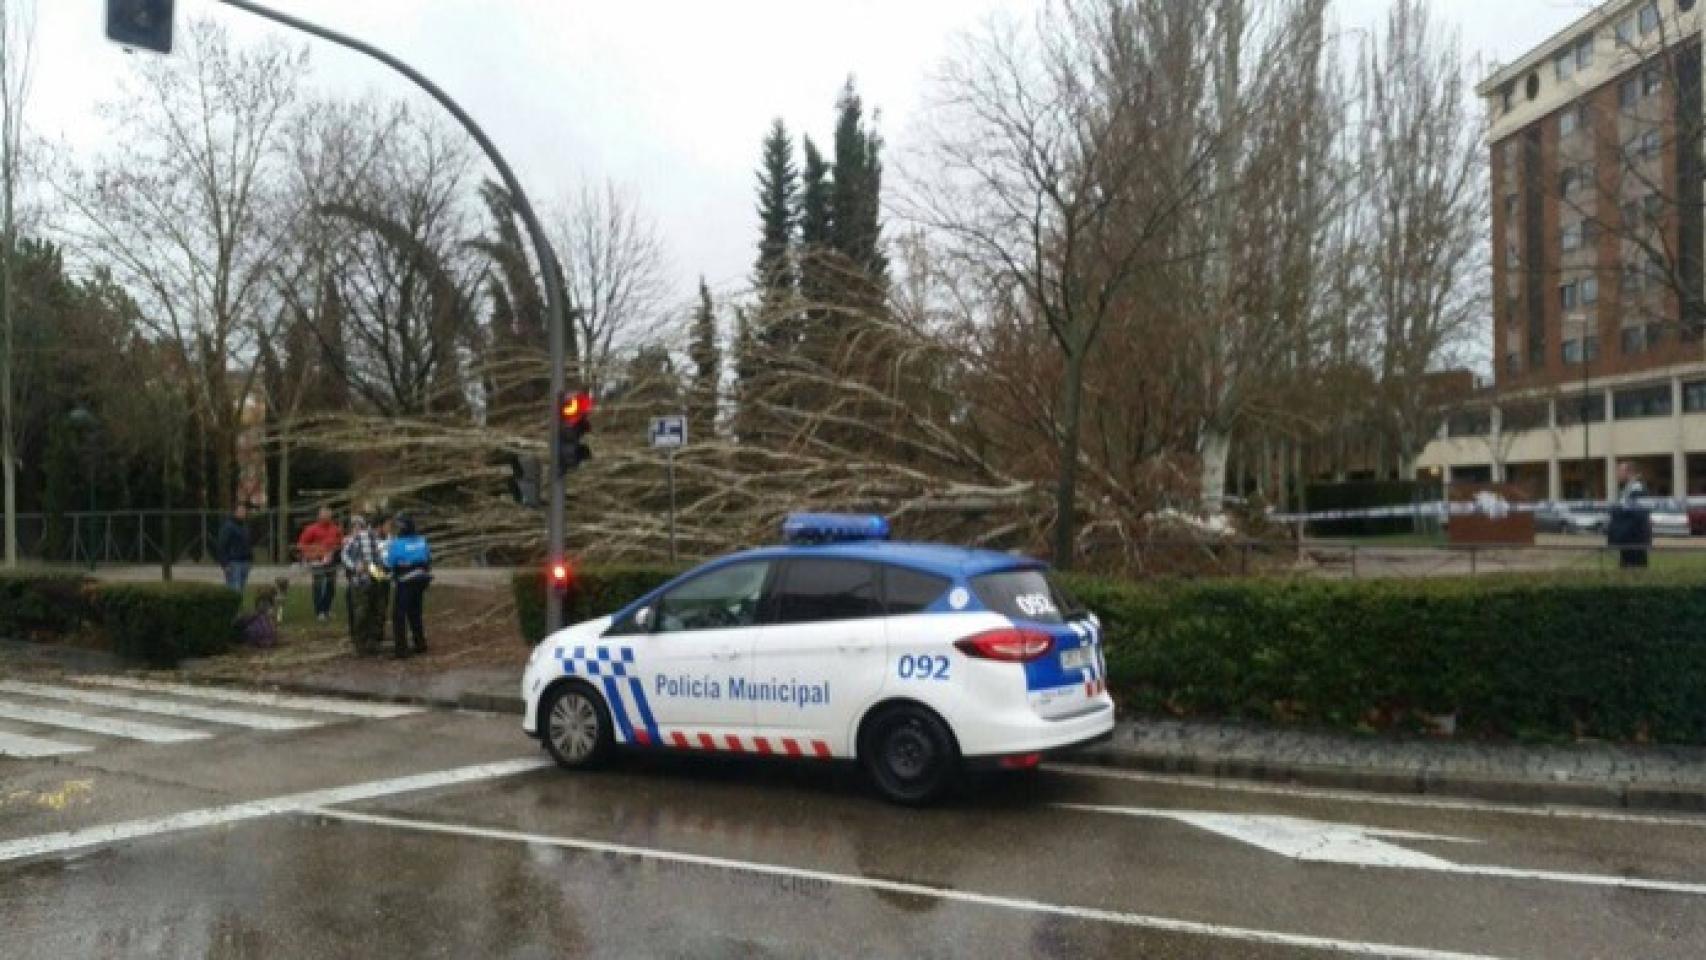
[971,569,1084,624]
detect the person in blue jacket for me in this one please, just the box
[384,514,432,658]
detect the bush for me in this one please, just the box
[512,566,680,643]
[0,571,92,640]
[90,582,243,667]
[1062,571,1706,744]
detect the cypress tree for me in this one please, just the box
[798,136,834,358]
[753,118,799,310]
[830,79,888,293]
[689,277,720,440]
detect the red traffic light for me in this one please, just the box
[559,391,593,427]
[548,560,574,591]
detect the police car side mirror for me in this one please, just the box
[634,606,654,632]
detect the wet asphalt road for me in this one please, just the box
[3,707,1705,959]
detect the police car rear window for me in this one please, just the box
[971,569,1084,624]
[882,566,951,614]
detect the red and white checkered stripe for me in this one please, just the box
[657,729,833,759]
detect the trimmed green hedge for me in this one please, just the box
[515,564,1706,744]
[0,571,91,640]
[513,567,681,643]
[90,582,243,667]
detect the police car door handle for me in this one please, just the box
[837,640,873,654]
[712,647,742,662]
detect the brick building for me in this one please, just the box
[1419,0,1706,500]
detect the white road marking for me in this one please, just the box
[309,808,1506,960]
[72,677,423,720]
[1061,803,1706,898]
[0,758,552,863]
[0,680,321,732]
[0,729,91,758]
[0,698,211,744]
[1048,762,1706,828]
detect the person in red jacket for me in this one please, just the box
[296,508,345,622]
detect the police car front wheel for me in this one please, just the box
[542,683,612,769]
[861,705,959,806]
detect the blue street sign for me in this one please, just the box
[650,415,687,450]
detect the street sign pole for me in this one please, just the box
[650,415,687,565]
[667,450,677,565]
[212,0,572,631]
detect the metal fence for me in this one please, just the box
[1125,537,1704,580]
[9,510,332,568]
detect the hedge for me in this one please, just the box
[513,564,1706,745]
[89,582,243,667]
[512,566,681,643]
[0,571,92,640]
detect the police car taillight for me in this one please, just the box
[954,628,1053,663]
[781,512,891,544]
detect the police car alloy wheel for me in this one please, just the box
[543,684,611,769]
[862,705,959,806]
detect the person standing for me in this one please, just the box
[384,514,432,659]
[215,503,254,593]
[341,515,387,656]
[1608,462,1652,570]
[296,507,344,622]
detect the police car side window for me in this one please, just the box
[882,565,950,615]
[774,559,883,624]
[654,561,772,634]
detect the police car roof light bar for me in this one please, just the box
[781,513,891,545]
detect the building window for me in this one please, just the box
[1561,281,1580,309]
[1577,36,1595,69]
[1643,66,1662,95]
[1622,325,1646,354]
[1503,401,1549,433]
[1621,77,1641,109]
[1555,50,1575,82]
[1647,321,1667,346]
[1559,167,1576,196]
[1640,2,1661,36]
[1528,339,1547,369]
[1639,129,1663,158]
[1623,264,1645,294]
[1582,275,1600,304]
[1563,338,1583,364]
[1684,380,1706,413]
[1526,72,1541,100]
[1559,393,1606,425]
[1617,16,1635,45]
[1562,224,1582,252]
[1644,192,1664,218]
[1614,384,1672,419]
[1585,334,1601,362]
[1561,106,1579,136]
[1501,83,1515,113]
[1448,409,1492,438]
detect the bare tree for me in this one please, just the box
[59,19,310,508]
[907,1,1218,568]
[1358,0,1486,477]
[0,0,33,566]
[552,180,673,388]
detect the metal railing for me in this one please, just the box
[8,510,332,568]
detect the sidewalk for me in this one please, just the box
[165,658,1706,815]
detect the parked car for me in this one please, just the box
[1688,503,1706,536]
[1650,499,1691,539]
[1534,503,1604,535]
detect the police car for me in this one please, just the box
[521,514,1114,804]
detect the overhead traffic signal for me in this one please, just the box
[556,390,593,476]
[106,0,175,55]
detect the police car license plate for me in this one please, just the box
[1059,647,1092,671]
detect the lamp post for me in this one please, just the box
[67,406,98,570]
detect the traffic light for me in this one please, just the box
[547,559,574,593]
[555,390,593,476]
[106,0,175,54]
[504,454,542,508]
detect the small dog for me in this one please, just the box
[272,576,292,624]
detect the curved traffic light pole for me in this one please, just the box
[216,0,573,631]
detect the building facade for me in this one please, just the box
[1420,0,1706,500]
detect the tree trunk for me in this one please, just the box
[276,423,291,567]
[1052,345,1088,570]
[1199,427,1231,514]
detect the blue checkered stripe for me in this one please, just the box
[554,645,635,678]
[553,644,659,745]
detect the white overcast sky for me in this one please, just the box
[24,0,1605,308]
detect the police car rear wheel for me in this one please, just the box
[863,706,958,806]
[543,684,611,769]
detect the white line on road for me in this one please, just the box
[0,728,91,758]
[0,698,211,744]
[1048,762,1706,828]
[72,677,423,720]
[1061,803,1706,898]
[0,680,321,732]
[0,758,552,863]
[308,807,1508,960]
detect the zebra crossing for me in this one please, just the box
[0,677,424,759]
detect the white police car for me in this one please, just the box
[521,514,1115,803]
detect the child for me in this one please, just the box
[237,586,281,649]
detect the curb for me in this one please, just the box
[255,678,527,718]
[1068,745,1706,814]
